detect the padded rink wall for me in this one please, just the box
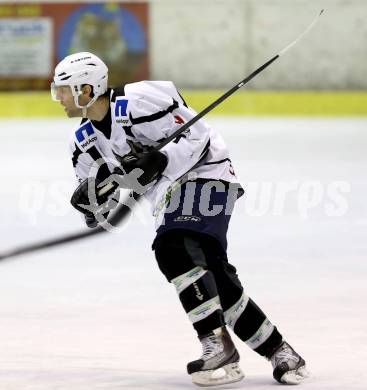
[0,0,367,117]
[151,0,367,90]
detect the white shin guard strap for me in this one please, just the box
[245,318,274,350]
[224,292,249,330]
[172,266,207,294]
[188,296,222,324]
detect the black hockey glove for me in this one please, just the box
[102,149,168,194]
[84,213,98,228]
[70,178,119,228]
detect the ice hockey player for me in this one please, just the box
[51,52,309,386]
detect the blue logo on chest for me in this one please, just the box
[75,122,95,142]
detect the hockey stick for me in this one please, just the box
[0,192,140,261]
[155,9,325,150]
[0,9,324,261]
[99,9,324,195]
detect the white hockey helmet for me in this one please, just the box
[51,52,108,108]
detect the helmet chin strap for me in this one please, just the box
[82,107,88,118]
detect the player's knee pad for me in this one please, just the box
[154,230,208,282]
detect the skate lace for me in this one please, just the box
[201,334,223,360]
[272,344,299,367]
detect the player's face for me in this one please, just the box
[51,85,82,118]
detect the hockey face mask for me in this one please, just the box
[50,83,73,103]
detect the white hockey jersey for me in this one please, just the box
[69,81,242,226]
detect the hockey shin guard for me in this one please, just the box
[224,292,283,357]
[172,266,225,336]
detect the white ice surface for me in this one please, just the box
[0,117,366,390]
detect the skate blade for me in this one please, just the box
[191,362,244,387]
[280,365,310,385]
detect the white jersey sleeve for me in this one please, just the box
[123,81,210,181]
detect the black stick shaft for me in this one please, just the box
[156,55,279,150]
[0,192,140,261]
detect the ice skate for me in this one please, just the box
[187,326,244,387]
[270,341,309,385]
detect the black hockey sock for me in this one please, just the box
[224,292,283,357]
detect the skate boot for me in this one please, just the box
[187,326,244,387]
[270,341,309,385]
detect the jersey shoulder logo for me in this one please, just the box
[115,98,128,121]
[75,121,97,149]
[114,98,129,125]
